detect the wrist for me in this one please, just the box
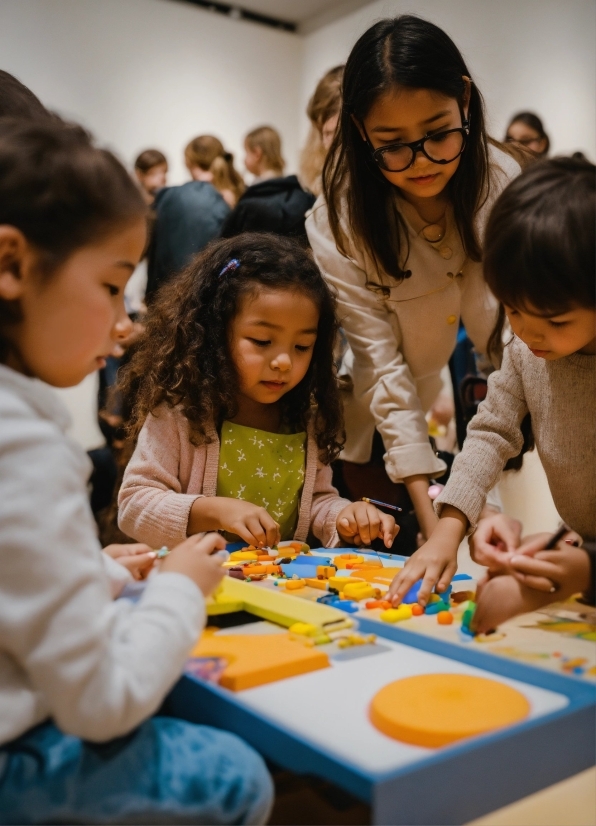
[436,506,468,544]
[188,496,224,534]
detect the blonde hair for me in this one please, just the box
[245,126,285,176]
[185,135,245,205]
[210,153,245,205]
[299,65,344,195]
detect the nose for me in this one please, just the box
[113,305,133,342]
[271,351,291,372]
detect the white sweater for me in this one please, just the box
[0,364,205,745]
[306,144,520,482]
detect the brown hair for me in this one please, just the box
[0,70,49,121]
[210,153,246,203]
[300,66,344,195]
[184,135,224,171]
[134,148,167,173]
[245,126,285,175]
[120,233,344,464]
[0,118,147,361]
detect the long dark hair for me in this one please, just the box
[506,111,550,155]
[323,15,491,282]
[120,233,345,464]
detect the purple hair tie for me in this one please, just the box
[219,258,240,278]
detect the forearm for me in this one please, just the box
[404,475,438,539]
[433,504,469,548]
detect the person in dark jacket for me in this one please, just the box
[220,126,315,244]
[146,136,231,300]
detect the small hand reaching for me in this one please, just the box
[336,501,398,548]
[469,513,523,573]
[160,532,227,597]
[103,543,157,581]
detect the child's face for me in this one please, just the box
[136,163,167,195]
[229,288,319,406]
[244,142,262,176]
[357,86,468,201]
[506,303,596,359]
[2,219,146,387]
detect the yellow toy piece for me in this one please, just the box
[328,575,364,592]
[230,550,259,562]
[304,578,328,591]
[350,569,395,584]
[289,622,319,636]
[369,673,530,747]
[207,576,351,629]
[342,581,379,601]
[334,554,364,570]
[380,605,413,623]
[317,565,336,578]
[285,579,305,590]
[192,629,329,691]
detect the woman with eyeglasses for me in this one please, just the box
[306,15,521,552]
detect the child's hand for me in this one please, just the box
[336,502,398,548]
[103,543,157,581]
[472,574,555,635]
[509,541,590,595]
[160,532,226,597]
[469,514,523,572]
[387,507,467,606]
[189,496,280,548]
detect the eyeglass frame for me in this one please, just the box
[361,119,470,173]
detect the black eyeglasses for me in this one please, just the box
[363,121,469,172]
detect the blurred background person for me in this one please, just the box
[145,134,231,300]
[134,148,168,204]
[505,111,550,157]
[221,125,315,243]
[185,134,244,206]
[299,65,344,196]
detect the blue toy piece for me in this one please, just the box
[452,573,473,581]
[292,555,332,566]
[424,601,450,615]
[403,580,452,604]
[329,599,359,614]
[280,562,319,579]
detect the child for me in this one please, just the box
[306,15,522,550]
[220,127,315,243]
[134,147,168,203]
[0,118,273,824]
[118,233,398,551]
[388,157,595,628]
[299,65,344,196]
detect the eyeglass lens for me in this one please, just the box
[379,130,465,172]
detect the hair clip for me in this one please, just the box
[219,258,240,278]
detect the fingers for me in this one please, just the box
[126,543,153,556]
[378,512,398,548]
[512,572,557,592]
[510,553,559,579]
[338,503,389,546]
[235,511,280,548]
[387,560,425,606]
[126,551,158,580]
[417,564,444,607]
[436,559,458,594]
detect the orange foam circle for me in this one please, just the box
[370,673,530,748]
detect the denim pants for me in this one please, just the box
[0,717,273,824]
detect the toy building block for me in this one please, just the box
[192,629,329,691]
[342,581,378,601]
[334,554,364,570]
[365,599,392,610]
[437,611,454,625]
[425,600,450,615]
[328,575,364,592]
[345,560,383,570]
[304,578,328,591]
[289,622,319,636]
[285,579,305,590]
[317,565,336,578]
[380,605,413,623]
[280,562,319,579]
[230,550,259,562]
[461,602,477,635]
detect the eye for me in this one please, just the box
[105,284,120,297]
[427,131,450,144]
[295,344,313,353]
[548,320,568,328]
[249,338,270,347]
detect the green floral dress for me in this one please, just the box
[216,421,307,540]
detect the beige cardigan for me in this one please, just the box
[118,405,350,549]
[306,144,520,483]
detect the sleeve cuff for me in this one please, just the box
[141,571,206,637]
[101,552,134,599]
[434,479,488,534]
[323,497,352,548]
[383,443,447,483]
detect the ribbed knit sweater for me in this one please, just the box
[436,336,596,541]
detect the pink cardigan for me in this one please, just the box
[118,405,350,549]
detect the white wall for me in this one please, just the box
[0,0,304,182]
[301,0,596,159]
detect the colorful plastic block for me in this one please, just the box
[365,599,391,610]
[437,611,454,625]
[425,600,450,615]
[289,622,319,636]
[285,579,305,590]
[380,605,413,623]
[305,578,328,591]
[411,603,424,616]
[342,581,376,601]
[317,565,336,578]
[328,575,364,592]
[334,554,364,570]
[461,602,477,633]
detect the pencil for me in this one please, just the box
[361,497,402,513]
[544,523,571,549]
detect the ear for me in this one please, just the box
[461,76,472,122]
[0,226,29,301]
[350,113,367,142]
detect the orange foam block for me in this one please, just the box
[191,629,329,691]
[370,673,530,748]
[350,569,395,584]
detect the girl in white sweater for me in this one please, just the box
[307,15,520,549]
[0,118,272,824]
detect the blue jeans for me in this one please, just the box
[0,717,273,824]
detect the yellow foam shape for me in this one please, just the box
[230,551,259,561]
[208,576,349,628]
[370,674,530,747]
[328,575,364,592]
[305,578,328,590]
[380,605,412,623]
[192,629,329,691]
[343,582,376,601]
[350,569,395,583]
[334,555,364,570]
[286,579,305,591]
[289,622,318,636]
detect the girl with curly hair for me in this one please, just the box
[118,233,398,550]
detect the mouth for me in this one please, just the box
[529,348,550,357]
[408,173,439,185]
[261,380,287,391]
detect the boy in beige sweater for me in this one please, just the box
[389,158,595,630]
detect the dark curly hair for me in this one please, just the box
[120,233,345,464]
